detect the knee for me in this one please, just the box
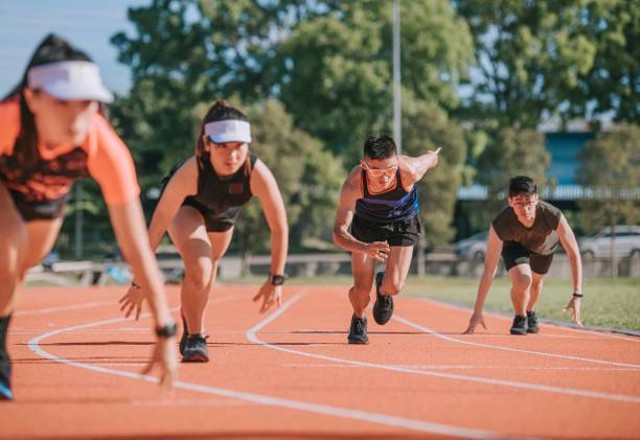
[184,260,214,291]
[0,235,27,281]
[512,273,532,292]
[382,277,404,296]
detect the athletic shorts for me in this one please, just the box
[502,241,554,275]
[182,200,236,232]
[9,189,68,222]
[350,214,421,247]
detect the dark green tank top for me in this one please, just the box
[491,200,562,255]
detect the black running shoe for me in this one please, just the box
[510,315,528,335]
[347,314,369,345]
[372,272,394,325]
[179,311,188,356]
[0,315,12,401]
[0,363,11,401]
[526,311,539,334]
[182,334,209,362]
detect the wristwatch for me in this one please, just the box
[155,321,177,338]
[269,273,287,286]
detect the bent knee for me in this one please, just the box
[184,261,214,290]
[511,273,533,291]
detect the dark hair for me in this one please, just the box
[195,99,249,161]
[2,33,94,168]
[363,134,397,160]
[508,176,537,197]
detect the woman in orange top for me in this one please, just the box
[0,34,177,400]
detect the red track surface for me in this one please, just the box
[1,285,639,439]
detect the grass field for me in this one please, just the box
[274,274,640,333]
[26,272,640,333]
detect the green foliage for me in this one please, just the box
[577,124,640,233]
[572,0,640,123]
[277,0,473,163]
[232,99,343,254]
[402,97,467,245]
[456,0,600,127]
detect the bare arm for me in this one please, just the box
[250,160,289,276]
[146,158,198,252]
[464,225,503,334]
[332,168,389,261]
[400,147,441,186]
[556,214,583,326]
[108,199,173,327]
[108,198,177,385]
[249,160,289,313]
[556,214,582,295]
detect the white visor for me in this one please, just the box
[27,61,114,103]
[204,120,252,144]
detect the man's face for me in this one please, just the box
[361,155,398,186]
[508,193,539,223]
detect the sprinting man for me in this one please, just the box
[0,34,177,400]
[333,134,440,344]
[119,100,288,362]
[464,176,583,335]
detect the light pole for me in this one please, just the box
[392,0,402,154]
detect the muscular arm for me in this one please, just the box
[146,158,198,251]
[250,160,288,275]
[332,169,367,254]
[471,225,504,314]
[107,198,173,327]
[556,214,582,294]
[399,147,440,186]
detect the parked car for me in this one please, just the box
[578,226,640,259]
[454,231,488,262]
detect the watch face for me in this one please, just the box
[271,275,286,286]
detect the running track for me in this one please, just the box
[1,285,639,439]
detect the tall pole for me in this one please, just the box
[392,0,402,154]
[74,182,83,259]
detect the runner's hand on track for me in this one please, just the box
[463,311,487,334]
[119,284,145,320]
[564,296,583,327]
[364,241,390,261]
[141,336,177,390]
[253,282,283,313]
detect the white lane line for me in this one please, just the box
[281,363,639,372]
[420,297,640,343]
[25,294,495,439]
[15,300,114,316]
[247,295,640,405]
[394,314,640,369]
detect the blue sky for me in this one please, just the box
[0,0,147,96]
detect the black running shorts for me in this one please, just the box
[350,214,421,247]
[502,241,554,275]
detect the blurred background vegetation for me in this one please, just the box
[56,0,640,260]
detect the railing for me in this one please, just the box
[25,251,640,287]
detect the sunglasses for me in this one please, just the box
[361,160,398,178]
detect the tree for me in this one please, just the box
[231,100,343,269]
[276,0,473,163]
[577,125,640,275]
[572,1,640,123]
[473,127,551,227]
[455,0,600,128]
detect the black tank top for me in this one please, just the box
[355,169,419,223]
[182,153,257,226]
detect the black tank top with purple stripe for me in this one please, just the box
[354,169,419,224]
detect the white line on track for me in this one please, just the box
[394,314,640,369]
[15,300,114,316]
[247,294,640,405]
[25,291,495,439]
[281,363,639,372]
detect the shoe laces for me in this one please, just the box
[378,294,392,308]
